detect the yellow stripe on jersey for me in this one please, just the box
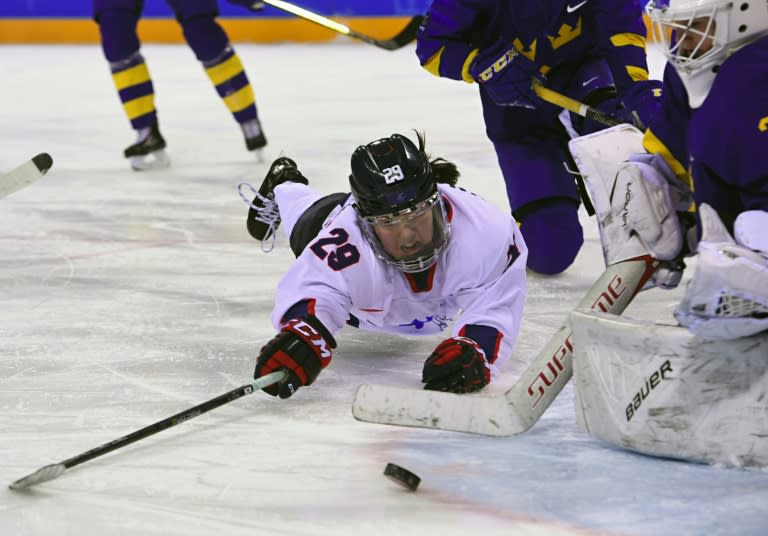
[422,46,444,77]
[610,33,647,49]
[123,95,155,120]
[222,85,255,114]
[112,62,150,91]
[643,128,694,189]
[461,49,479,83]
[205,54,244,86]
[626,65,649,81]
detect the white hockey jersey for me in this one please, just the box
[271,183,528,371]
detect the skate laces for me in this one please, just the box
[238,182,280,253]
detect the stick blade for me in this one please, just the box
[0,153,54,199]
[9,463,66,490]
[371,15,424,50]
[352,384,523,436]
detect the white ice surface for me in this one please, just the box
[1,42,767,536]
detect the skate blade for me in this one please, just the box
[129,150,170,171]
[251,148,266,164]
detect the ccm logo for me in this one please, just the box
[292,320,332,359]
[527,334,574,407]
[478,49,518,82]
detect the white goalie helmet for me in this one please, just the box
[645,0,768,107]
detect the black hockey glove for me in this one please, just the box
[254,316,336,399]
[422,337,491,393]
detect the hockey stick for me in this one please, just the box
[8,370,287,490]
[0,153,53,199]
[532,80,622,128]
[352,252,658,436]
[256,1,423,50]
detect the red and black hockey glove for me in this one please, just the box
[422,337,491,393]
[254,316,336,399]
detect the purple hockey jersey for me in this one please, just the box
[415,0,658,114]
[643,36,768,231]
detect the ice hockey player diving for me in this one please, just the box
[238,132,528,398]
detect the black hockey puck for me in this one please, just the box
[32,153,53,175]
[383,462,420,491]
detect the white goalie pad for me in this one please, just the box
[568,124,648,265]
[570,309,768,469]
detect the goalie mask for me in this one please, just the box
[349,134,450,273]
[645,0,768,108]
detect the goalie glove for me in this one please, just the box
[254,316,336,398]
[422,337,491,393]
[611,153,697,288]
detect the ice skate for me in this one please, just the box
[124,122,170,171]
[241,118,267,162]
[237,157,308,250]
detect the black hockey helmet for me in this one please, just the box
[349,133,436,218]
[349,133,450,273]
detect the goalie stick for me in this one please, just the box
[8,370,287,490]
[352,252,658,436]
[257,1,424,51]
[0,153,53,199]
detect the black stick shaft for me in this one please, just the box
[61,371,287,469]
[259,1,422,50]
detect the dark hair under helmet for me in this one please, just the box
[348,133,450,273]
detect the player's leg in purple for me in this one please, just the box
[493,136,584,275]
[482,94,584,275]
[94,0,168,169]
[169,0,267,151]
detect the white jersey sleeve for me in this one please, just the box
[438,185,528,371]
[271,184,528,374]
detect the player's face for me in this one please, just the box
[371,207,435,262]
[675,17,716,59]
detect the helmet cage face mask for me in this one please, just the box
[358,192,451,273]
[647,1,726,73]
[645,0,768,107]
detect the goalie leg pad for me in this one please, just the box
[567,124,649,265]
[570,309,768,469]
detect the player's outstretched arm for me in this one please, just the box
[254,316,336,398]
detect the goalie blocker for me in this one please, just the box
[570,310,768,469]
